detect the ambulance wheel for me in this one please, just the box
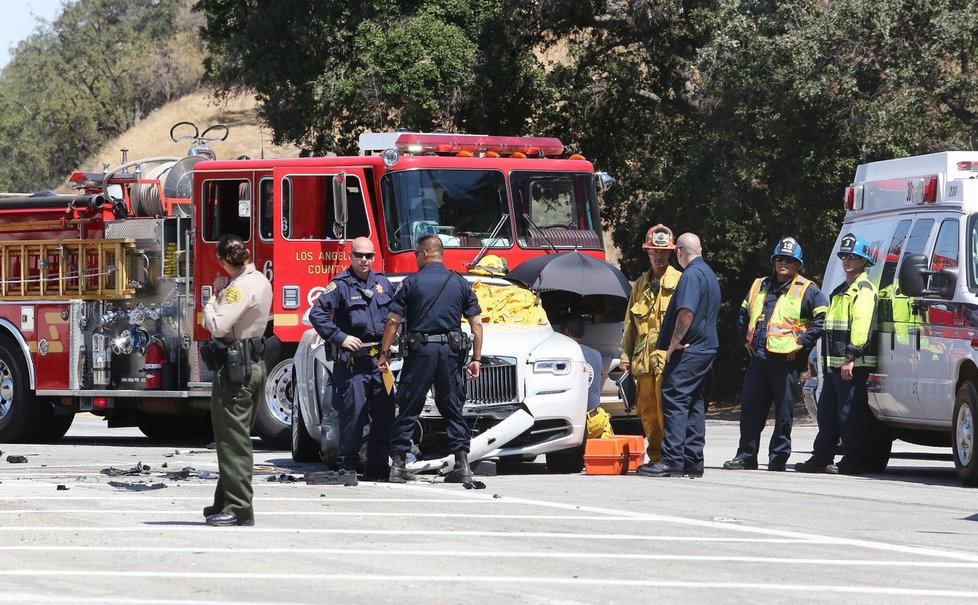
[0,338,43,443]
[291,394,319,463]
[256,356,294,449]
[952,382,978,486]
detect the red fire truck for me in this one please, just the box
[0,125,613,447]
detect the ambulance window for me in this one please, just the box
[258,178,273,240]
[201,179,251,242]
[931,219,958,271]
[905,219,934,258]
[878,220,911,293]
[281,174,369,240]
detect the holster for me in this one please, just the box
[399,333,422,358]
[200,340,219,372]
[448,331,472,364]
[225,339,252,386]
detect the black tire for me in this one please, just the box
[255,354,294,449]
[953,382,978,486]
[0,338,43,443]
[545,438,586,474]
[34,407,74,443]
[863,417,892,473]
[291,395,319,462]
[138,413,212,441]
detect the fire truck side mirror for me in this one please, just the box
[595,172,614,195]
[333,172,349,227]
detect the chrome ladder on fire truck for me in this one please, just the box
[0,239,137,300]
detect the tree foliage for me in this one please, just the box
[0,0,203,191]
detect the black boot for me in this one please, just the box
[445,451,485,489]
[389,453,415,483]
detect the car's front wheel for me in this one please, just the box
[953,381,978,486]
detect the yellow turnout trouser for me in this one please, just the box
[585,407,614,439]
[636,374,664,463]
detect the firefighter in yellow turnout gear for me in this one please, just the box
[619,224,682,463]
[724,238,827,472]
[796,233,878,475]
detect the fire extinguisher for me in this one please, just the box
[143,337,167,390]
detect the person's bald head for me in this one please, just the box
[676,233,702,268]
[350,236,376,279]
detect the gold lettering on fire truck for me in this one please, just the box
[308,264,345,275]
[293,251,350,261]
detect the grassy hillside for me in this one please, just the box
[75,92,301,177]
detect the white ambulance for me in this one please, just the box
[812,152,978,486]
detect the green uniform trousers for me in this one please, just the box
[209,360,265,520]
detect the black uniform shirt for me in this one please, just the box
[390,261,481,333]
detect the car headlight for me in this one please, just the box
[533,359,572,375]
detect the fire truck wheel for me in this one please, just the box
[291,394,319,462]
[35,406,74,443]
[256,357,294,449]
[0,339,43,443]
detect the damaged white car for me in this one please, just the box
[290,275,589,474]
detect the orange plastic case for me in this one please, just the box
[584,438,631,475]
[618,435,646,471]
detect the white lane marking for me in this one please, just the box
[0,526,814,542]
[386,482,978,562]
[0,570,976,598]
[0,545,976,568]
[0,496,481,503]
[0,510,635,520]
[0,594,308,605]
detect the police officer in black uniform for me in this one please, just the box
[310,237,395,479]
[377,235,484,486]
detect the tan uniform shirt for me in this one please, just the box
[203,264,273,339]
[620,265,681,376]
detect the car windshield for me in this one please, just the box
[381,169,511,252]
[510,171,604,250]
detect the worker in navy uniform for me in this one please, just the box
[202,234,273,526]
[639,233,721,478]
[723,237,827,472]
[309,236,395,479]
[377,235,484,487]
[796,233,878,475]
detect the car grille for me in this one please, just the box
[466,356,518,404]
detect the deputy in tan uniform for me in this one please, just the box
[619,224,682,466]
[201,234,272,527]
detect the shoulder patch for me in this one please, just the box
[324,282,338,294]
[223,287,242,304]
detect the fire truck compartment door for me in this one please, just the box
[271,167,373,342]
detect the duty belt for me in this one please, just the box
[415,333,452,344]
[349,342,382,358]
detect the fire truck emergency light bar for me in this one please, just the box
[358,132,565,157]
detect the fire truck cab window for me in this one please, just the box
[381,169,511,251]
[511,171,603,250]
[281,174,369,240]
[202,179,251,242]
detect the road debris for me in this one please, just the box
[6,455,28,463]
[304,471,357,486]
[107,481,166,491]
[100,463,150,476]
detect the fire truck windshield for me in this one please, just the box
[381,169,512,251]
[381,169,604,253]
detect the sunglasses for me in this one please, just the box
[351,252,375,260]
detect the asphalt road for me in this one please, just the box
[0,415,976,604]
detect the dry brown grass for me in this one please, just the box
[77,91,301,174]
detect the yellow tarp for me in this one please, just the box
[472,281,549,325]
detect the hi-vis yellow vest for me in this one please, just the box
[743,276,813,354]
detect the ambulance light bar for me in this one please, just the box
[907,176,937,205]
[958,161,978,172]
[359,132,564,157]
[844,184,864,210]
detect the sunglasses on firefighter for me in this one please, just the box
[351,252,375,259]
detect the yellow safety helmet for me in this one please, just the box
[469,254,509,277]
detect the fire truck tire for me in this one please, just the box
[0,340,43,443]
[256,355,295,449]
[291,394,319,462]
[953,382,978,486]
[34,406,74,443]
